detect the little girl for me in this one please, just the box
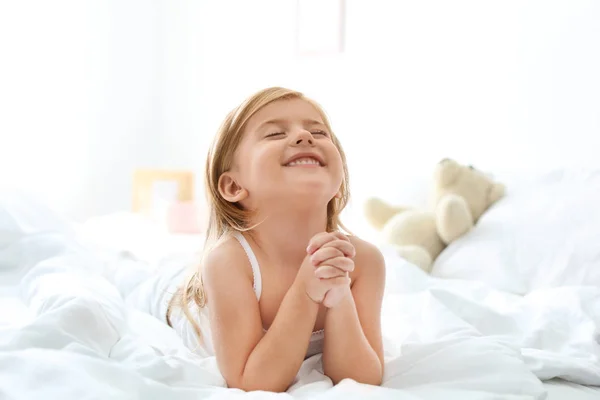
[166,87,385,392]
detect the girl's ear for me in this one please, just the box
[334,189,342,199]
[218,173,248,203]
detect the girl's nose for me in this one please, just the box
[292,130,314,146]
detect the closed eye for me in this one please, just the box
[265,132,285,138]
[311,130,329,137]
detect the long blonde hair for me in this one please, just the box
[166,87,350,342]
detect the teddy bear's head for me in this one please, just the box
[432,158,505,221]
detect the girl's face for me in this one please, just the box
[225,98,344,210]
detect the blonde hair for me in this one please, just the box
[166,87,350,342]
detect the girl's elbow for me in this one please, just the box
[364,373,383,387]
[226,375,292,393]
[331,376,382,387]
[331,367,383,387]
[356,359,383,386]
[353,370,383,387]
[362,361,384,386]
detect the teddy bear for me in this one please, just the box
[364,158,506,272]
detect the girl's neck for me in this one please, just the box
[248,206,329,269]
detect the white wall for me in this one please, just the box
[188,0,600,235]
[1,0,599,226]
[0,0,165,220]
[339,0,600,181]
[0,1,92,218]
[83,0,165,219]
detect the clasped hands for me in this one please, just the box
[300,232,355,308]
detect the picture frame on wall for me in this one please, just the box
[295,0,346,56]
[132,169,194,216]
[132,169,205,234]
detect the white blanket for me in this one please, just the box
[1,185,599,399]
[2,230,599,400]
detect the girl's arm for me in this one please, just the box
[322,239,386,385]
[203,240,317,392]
[204,238,351,392]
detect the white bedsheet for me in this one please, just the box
[544,379,600,400]
[1,230,599,400]
[1,183,600,399]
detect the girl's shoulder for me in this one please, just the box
[347,235,386,276]
[202,235,254,285]
[347,235,384,260]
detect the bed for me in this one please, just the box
[1,168,599,399]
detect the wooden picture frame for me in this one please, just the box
[132,169,195,216]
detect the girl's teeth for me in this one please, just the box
[289,158,319,166]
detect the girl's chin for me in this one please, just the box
[266,186,336,203]
[287,180,335,193]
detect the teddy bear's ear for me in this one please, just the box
[488,182,506,205]
[434,159,461,186]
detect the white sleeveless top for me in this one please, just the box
[168,232,324,359]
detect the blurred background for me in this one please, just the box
[1,0,599,238]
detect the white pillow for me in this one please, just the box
[431,169,600,294]
[0,188,79,281]
[0,187,74,241]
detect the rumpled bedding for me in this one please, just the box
[1,170,600,399]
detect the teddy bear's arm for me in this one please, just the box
[435,194,474,244]
[394,245,433,273]
[364,197,411,231]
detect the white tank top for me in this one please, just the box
[233,232,325,359]
[168,232,324,359]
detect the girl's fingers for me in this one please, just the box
[319,239,356,258]
[324,256,354,272]
[314,265,347,279]
[311,247,345,265]
[319,275,351,289]
[313,255,354,273]
[307,231,350,254]
[306,232,336,254]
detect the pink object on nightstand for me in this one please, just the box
[166,201,207,234]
